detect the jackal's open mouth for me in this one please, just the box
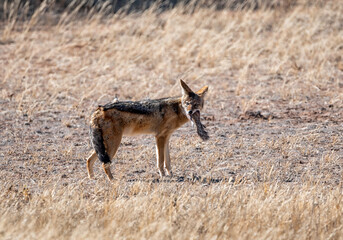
[190,111,209,141]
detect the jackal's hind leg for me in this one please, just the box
[164,137,173,177]
[103,163,114,181]
[102,134,122,181]
[87,151,97,179]
[156,136,166,177]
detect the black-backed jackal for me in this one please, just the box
[86,80,209,180]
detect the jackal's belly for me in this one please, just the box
[122,117,158,136]
[123,124,156,136]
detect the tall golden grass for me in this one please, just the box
[0,0,342,239]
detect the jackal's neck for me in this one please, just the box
[175,97,189,124]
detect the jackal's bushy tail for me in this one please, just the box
[90,126,111,164]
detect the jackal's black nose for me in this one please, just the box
[188,110,192,115]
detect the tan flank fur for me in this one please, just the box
[87,80,209,180]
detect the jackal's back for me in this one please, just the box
[100,97,180,115]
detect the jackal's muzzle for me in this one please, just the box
[190,111,209,141]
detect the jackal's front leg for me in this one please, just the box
[164,137,173,177]
[155,136,167,177]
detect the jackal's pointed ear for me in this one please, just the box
[196,86,208,98]
[180,79,193,96]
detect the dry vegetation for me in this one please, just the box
[0,0,343,239]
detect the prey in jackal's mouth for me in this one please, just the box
[86,79,209,180]
[190,110,209,141]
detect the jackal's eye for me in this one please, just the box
[193,103,199,109]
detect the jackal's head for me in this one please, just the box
[180,79,209,141]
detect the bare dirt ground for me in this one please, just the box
[1,90,342,186]
[0,1,343,239]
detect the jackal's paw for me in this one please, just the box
[166,170,173,177]
[159,170,166,178]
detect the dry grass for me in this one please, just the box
[0,0,343,239]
